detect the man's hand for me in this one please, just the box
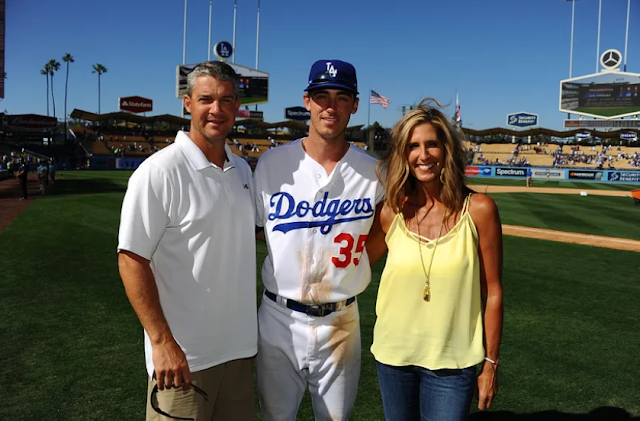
[477,362,498,410]
[153,339,192,391]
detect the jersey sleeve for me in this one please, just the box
[375,179,385,205]
[253,158,265,228]
[117,163,172,260]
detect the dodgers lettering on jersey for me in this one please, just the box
[268,192,374,234]
[255,139,384,302]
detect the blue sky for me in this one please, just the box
[3,0,639,130]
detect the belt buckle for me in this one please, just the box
[307,303,333,317]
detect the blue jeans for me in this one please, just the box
[376,361,476,421]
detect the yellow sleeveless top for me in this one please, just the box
[371,195,484,369]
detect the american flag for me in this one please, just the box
[455,91,462,125]
[370,90,391,109]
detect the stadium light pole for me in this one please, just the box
[254,0,261,111]
[562,0,578,119]
[183,0,188,65]
[255,0,260,70]
[561,0,578,78]
[208,0,212,61]
[596,0,602,73]
[233,0,237,63]
[624,0,631,72]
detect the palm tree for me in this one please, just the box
[92,64,108,114]
[47,59,61,118]
[62,53,75,139]
[41,66,50,116]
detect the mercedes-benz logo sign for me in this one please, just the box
[600,49,622,70]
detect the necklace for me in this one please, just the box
[415,209,447,302]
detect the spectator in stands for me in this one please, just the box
[118,60,256,421]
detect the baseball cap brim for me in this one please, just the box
[305,82,358,95]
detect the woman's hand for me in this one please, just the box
[477,361,498,410]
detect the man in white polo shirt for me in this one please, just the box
[118,61,256,421]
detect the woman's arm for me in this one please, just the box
[469,193,504,410]
[366,202,394,266]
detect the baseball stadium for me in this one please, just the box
[2,110,640,420]
[2,2,640,421]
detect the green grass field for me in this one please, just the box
[1,171,639,420]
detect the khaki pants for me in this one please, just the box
[146,357,255,421]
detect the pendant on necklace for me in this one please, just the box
[422,285,431,302]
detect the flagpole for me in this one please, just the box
[624,0,631,72]
[207,0,212,61]
[596,0,602,73]
[232,0,237,63]
[183,0,188,65]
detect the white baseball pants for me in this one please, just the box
[256,294,361,421]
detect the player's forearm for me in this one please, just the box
[118,253,175,346]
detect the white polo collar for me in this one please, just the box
[175,131,235,171]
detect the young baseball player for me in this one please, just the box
[254,60,384,421]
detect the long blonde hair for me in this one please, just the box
[377,98,470,219]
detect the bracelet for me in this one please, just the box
[484,357,499,366]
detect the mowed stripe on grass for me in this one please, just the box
[489,193,640,241]
[0,171,639,419]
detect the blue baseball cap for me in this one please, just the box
[304,59,358,95]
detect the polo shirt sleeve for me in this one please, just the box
[253,159,265,228]
[117,163,172,260]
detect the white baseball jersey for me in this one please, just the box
[254,139,384,304]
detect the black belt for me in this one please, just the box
[264,290,356,317]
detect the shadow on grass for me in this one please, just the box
[44,178,127,197]
[470,407,639,420]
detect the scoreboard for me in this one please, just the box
[580,83,640,108]
[560,72,640,119]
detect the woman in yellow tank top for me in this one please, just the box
[366,99,503,421]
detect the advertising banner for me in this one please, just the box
[465,166,479,176]
[567,170,604,181]
[285,106,311,121]
[7,114,57,128]
[531,169,565,180]
[620,132,638,141]
[495,167,526,177]
[565,119,640,129]
[119,96,153,113]
[608,171,640,183]
[507,112,538,128]
[237,109,264,119]
[116,158,146,170]
[465,166,492,176]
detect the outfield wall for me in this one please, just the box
[465,166,640,184]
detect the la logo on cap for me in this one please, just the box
[326,62,337,78]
